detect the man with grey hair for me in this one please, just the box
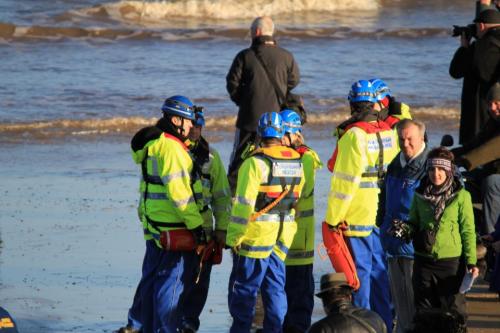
[379,119,429,333]
[226,16,300,191]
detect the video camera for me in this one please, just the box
[452,24,477,39]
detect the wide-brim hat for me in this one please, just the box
[487,82,500,102]
[474,9,500,24]
[315,272,350,297]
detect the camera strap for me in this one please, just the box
[251,47,287,106]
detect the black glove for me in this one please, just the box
[191,226,207,245]
[388,219,413,243]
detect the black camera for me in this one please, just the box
[193,105,204,113]
[452,24,477,39]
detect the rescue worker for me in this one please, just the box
[128,95,206,333]
[280,109,323,333]
[227,112,304,333]
[323,80,398,333]
[179,109,232,332]
[369,78,412,129]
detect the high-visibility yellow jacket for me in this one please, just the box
[132,132,203,248]
[384,102,412,129]
[194,144,231,236]
[285,146,322,266]
[226,145,304,260]
[325,120,399,237]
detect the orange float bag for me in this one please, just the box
[321,221,360,290]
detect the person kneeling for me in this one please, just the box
[308,273,387,333]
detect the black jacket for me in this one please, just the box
[226,36,300,132]
[450,28,500,143]
[307,302,387,333]
[454,117,500,174]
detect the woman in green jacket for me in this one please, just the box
[408,147,479,320]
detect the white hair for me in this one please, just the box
[251,16,274,37]
[397,119,426,139]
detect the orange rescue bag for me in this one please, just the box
[321,221,360,291]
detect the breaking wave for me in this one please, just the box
[0,22,451,42]
[77,0,379,22]
[0,107,459,143]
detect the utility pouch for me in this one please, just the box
[159,229,196,251]
[199,240,224,264]
[413,228,437,254]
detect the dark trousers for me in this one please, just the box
[412,256,466,317]
[227,128,256,192]
[482,174,500,235]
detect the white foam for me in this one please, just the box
[83,0,379,23]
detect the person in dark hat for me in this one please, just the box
[307,273,387,333]
[449,6,500,144]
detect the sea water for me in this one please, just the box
[0,0,480,332]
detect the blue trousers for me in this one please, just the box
[283,264,314,332]
[141,249,200,333]
[347,228,394,333]
[127,240,161,330]
[228,252,287,333]
[180,261,213,330]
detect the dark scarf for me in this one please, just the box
[420,173,461,222]
[156,117,187,142]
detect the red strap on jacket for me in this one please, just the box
[164,133,189,150]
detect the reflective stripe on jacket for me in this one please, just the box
[197,146,231,235]
[325,121,399,237]
[286,147,323,266]
[133,132,203,248]
[226,145,304,260]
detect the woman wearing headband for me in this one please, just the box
[408,147,479,324]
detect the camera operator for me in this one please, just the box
[453,82,500,235]
[479,0,500,11]
[449,9,500,144]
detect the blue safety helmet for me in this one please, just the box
[194,108,205,127]
[369,78,391,101]
[280,109,302,134]
[161,95,196,120]
[258,112,284,139]
[348,80,378,104]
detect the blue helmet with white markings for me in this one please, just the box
[280,109,302,134]
[194,107,205,127]
[369,78,391,101]
[161,95,196,120]
[348,80,378,104]
[258,112,284,139]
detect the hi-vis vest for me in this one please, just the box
[285,146,322,266]
[325,120,399,237]
[190,144,231,238]
[133,132,203,248]
[226,145,304,260]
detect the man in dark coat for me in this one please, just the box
[449,9,500,144]
[226,16,300,190]
[308,273,387,333]
[454,82,500,234]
